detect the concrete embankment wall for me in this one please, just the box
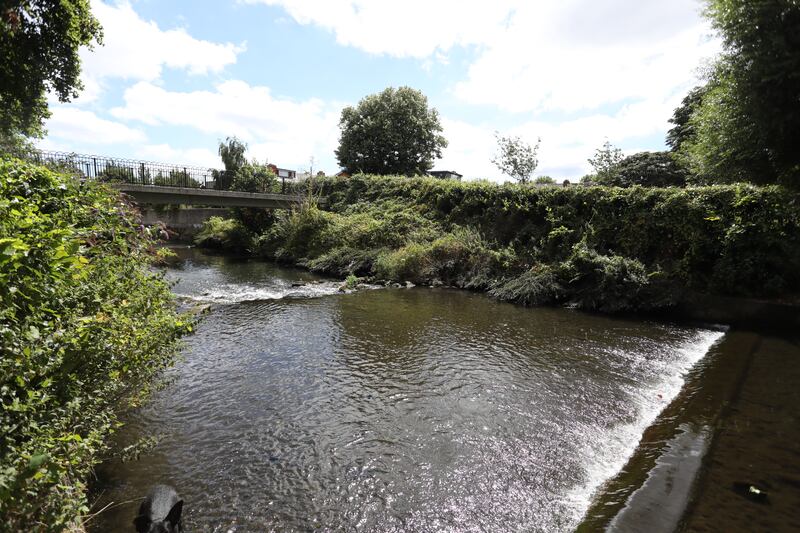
[141,207,231,241]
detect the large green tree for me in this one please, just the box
[335,87,447,176]
[0,1,102,142]
[680,0,800,183]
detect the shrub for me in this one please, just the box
[561,243,671,312]
[194,217,253,253]
[489,265,564,306]
[0,158,187,529]
[290,175,800,304]
[374,227,513,287]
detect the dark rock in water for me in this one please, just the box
[732,482,770,504]
[291,282,306,287]
[431,279,443,288]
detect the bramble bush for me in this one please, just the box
[0,158,189,529]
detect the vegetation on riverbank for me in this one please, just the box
[0,158,189,529]
[197,174,800,312]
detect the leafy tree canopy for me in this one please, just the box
[491,133,541,184]
[230,161,276,193]
[219,136,247,172]
[707,0,800,177]
[335,86,447,176]
[214,136,248,189]
[230,162,277,233]
[0,1,102,140]
[597,151,688,187]
[666,86,707,152]
[678,0,800,184]
[678,64,774,184]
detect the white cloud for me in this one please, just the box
[441,96,681,181]
[438,118,497,179]
[453,1,718,113]
[252,0,717,114]
[134,144,220,168]
[110,80,342,170]
[43,107,146,145]
[242,0,517,57]
[74,1,244,102]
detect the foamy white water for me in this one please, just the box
[175,281,346,304]
[565,328,726,527]
[164,251,379,304]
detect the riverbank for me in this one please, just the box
[0,158,188,529]
[192,175,800,315]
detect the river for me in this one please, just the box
[90,247,725,532]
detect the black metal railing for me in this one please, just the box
[6,148,323,195]
[14,149,225,189]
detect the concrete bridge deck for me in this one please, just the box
[111,183,324,208]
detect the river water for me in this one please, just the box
[90,247,724,532]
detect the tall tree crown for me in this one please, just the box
[0,0,102,140]
[335,86,447,176]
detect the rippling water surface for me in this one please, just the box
[91,248,723,532]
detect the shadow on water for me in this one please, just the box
[89,247,727,532]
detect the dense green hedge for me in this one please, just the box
[209,174,800,310]
[0,158,188,529]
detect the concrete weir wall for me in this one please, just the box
[141,207,230,240]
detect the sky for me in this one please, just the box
[39,0,721,181]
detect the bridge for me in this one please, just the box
[21,149,322,208]
[110,183,318,208]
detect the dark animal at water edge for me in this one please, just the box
[133,484,184,532]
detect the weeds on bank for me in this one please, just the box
[196,173,800,310]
